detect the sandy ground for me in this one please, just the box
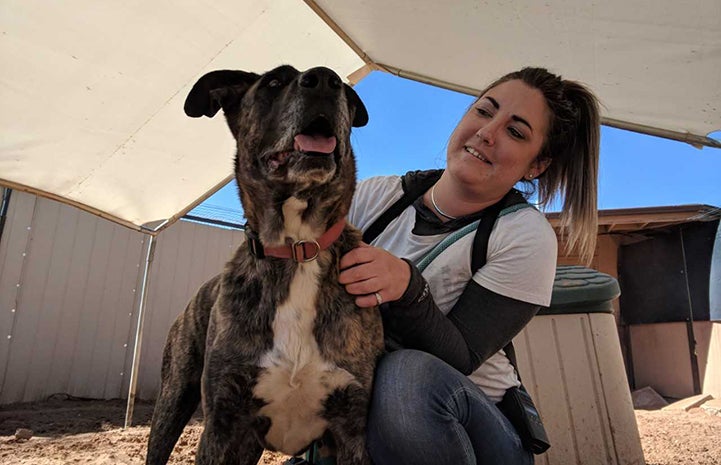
[1,396,720,464]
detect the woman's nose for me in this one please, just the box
[475,123,497,145]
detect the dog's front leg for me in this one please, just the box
[322,384,373,465]
[196,419,263,465]
[147,276,218,464]
[196,345,265,465]
[146,319,203,464]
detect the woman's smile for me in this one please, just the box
[464,145,492,164]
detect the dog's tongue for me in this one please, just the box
[294,134,337,154]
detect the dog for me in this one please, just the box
[145,65,383,465]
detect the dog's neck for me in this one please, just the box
[246,195,346,251]
[277,197,325,245]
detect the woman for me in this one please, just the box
[338,67,600,464]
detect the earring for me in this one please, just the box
[527,173,535,180]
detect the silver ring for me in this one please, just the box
[374,292,383,306]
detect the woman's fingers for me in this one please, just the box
[338,244,412,305]
[338,242,373,272]
[354,293,383,308]
[343,276,383,296]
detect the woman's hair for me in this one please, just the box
[480,67,600,265]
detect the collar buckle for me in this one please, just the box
[291,240,320,262]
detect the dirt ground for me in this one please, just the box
[1,396,720,464]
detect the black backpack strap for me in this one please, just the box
[362,170,442,244]
[361,172,527,374]
[470,189,527,272]
[469,188,528,378]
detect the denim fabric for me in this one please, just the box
[367,350,533,465]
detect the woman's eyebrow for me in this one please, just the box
[484,96,534,133]
[512,115,534,133]
[485,96,500,109]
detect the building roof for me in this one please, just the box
[546,204,721,234]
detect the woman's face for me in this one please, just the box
[446,79,551,197]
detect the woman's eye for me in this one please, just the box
[267,79,282,88]
[475,107,492,117]
[508,127,525,139]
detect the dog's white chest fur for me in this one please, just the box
[253,198,355,454]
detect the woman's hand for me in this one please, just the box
[338,243,411,308]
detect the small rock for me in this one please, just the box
[14,428,33,440]
[631,386,669,410]
[701,398,721,417]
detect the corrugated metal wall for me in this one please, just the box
[0,190,244,404]
[136,217,244,400]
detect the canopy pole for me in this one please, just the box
[0,188,12,247]
[124,234,157,428]
[602,118,721,150]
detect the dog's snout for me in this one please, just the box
[299,67,342,93]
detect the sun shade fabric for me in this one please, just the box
[314,0,721,140]
[1,0,719,232]
[0,0,364,231]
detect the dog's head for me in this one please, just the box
[184,65,367,233]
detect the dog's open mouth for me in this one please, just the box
[268,116,338,171]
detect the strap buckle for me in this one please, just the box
[291,240,320,262]
[245,228,265,259]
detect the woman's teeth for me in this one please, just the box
[465,146,491,164]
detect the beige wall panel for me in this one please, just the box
[630,321,721,399]
[135,220,245,401]
[629,322,695,399]
[694,321,711,388]
[515,314,643,465]
[88,226,144,399]
[512,328,550,465]
[66,218,127,398]
[515,317,579,465]
[588,313,644,464]
[0,192,37,393]
[1,198,64,403]
[0,193,145,404]
[595,236,620,318]
[554,315,615,465]
[47,212,105,395]
[702,323,721,397]
[20,201,82,402]
[137,223,199,400]
[0,191,250,405]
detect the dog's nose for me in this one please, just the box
[299,67,342,93]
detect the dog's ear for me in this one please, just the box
[344,85,369,128]
[184,70,260,118]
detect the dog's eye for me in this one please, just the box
[267,79,282,88]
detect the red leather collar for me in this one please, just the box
[245,218,346,263]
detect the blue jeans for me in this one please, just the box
[367,350,533,465]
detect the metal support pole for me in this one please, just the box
[0,188,12,247]
[124,234,157,428]
[679,228,702,395]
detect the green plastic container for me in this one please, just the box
[541,265,621,315]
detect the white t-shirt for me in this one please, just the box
[348,174,558,401]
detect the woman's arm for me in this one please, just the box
[382,260,540,375]
[339,247,540,375]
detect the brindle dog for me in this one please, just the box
[145,66,383,465]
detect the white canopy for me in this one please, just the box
[1,0,720,233]
[0,0,364,232]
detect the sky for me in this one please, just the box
[189,71,721,223]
